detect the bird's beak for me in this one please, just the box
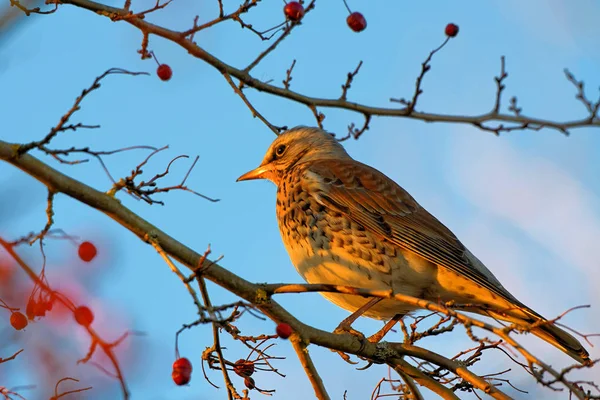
[236,164,271,182]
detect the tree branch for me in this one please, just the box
[290,335,331,400]
[42,0,600,136]
[0,140,516,399]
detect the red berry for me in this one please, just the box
[157,64,172,81]
[78,241,97,262]
[45,297,54,311]
[74,306,94,327]
[10,312,28,330]
[284,2,304,22]
[33,301,47,317]
[276,322,293,339]
[445,23,459,37]
[346,12,366,32]
[172,357,192,386]
[233,359,255,377]
[244,376,255,390]
[25,298,36,320]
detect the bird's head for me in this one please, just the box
[236,126,350,184]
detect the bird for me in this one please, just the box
[237,126,590,364]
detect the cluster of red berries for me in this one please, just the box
[150,10,457,83]
[10,299,94,330]
[172,357,193,385]
[284,1,367,32]
[26,295,54,320]
[9,240,98,331]
[75,241,96,326]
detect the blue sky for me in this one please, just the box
[1,1,599,399]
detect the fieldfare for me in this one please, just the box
[237,126,589,364]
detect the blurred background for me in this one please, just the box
[1,0,599,399]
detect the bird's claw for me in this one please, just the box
[333,322,366,340]
[331,322,370,364]
[330,348,359,364]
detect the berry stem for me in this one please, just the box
[342,0,352,14]
[150,51,161,66]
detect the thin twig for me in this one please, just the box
[222,72,287,135]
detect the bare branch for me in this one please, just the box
[34,0,600,137]
[283,59,297,90]
[493,56,508,114]
[223,72,287,135]
[565,69,600,121]
[290,336,331,400]
[340,61,363,101]
[18,68,149,154]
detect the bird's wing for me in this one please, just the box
[304,159,525,308]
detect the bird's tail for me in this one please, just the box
[485,308,590,365]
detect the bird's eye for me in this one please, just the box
[275,144,287,157]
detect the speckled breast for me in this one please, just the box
[275,168,421,319]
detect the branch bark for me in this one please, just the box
[290,335,331,400]
[0,139,515,399]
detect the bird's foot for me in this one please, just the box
[367,314,403,343]
[333,321,366,340]
[330,349,358,364]
[330,322,368,364]
[366,330,387,344]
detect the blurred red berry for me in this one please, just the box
[33,301,47,317]
[78,241,97,262]
[172,357,192,385]
[233,359,255,377]
[284,2,304,21]
[347,12,366,32]
[44,297,54,311]
[276,322,293,339]
[74,306,94,327]
[445,23,459,37]
[157,64,172,81]
[10,312,28,330]
[244,376,255,390]
[26,298,36,320]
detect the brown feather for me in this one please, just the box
[305,158,590,364]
